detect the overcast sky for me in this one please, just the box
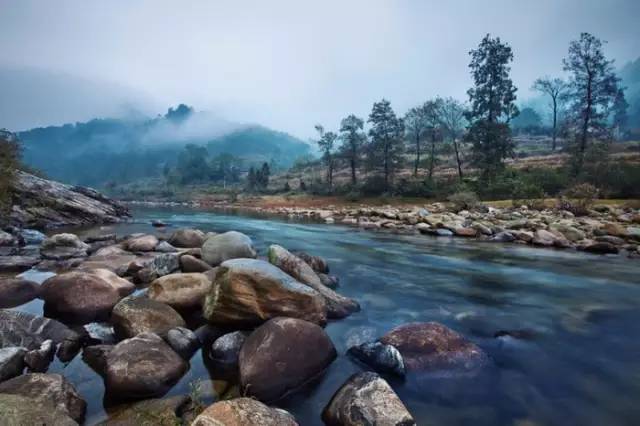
[1,0,639,138]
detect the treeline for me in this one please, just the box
[163,144,243,187]
[302,32,636,200]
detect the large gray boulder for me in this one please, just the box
[124,234,159,252]
[239,317,336,402]
[347,341,406,377]
[41,271,123,323]
[268,245,359,319]
[322,372,415,426]
[203,259,327,327]
[169,228,206,248]
[104,333,188,399]
[0,373,86,423]
[0,347,26,382]
[0,277,40,308]
[192,398,298,426]
[40,233,89,260]
[148,272,212,310]
[111,296,186,339]
[201,231,256,266]
[0,394,77,426]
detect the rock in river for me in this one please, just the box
[0,373,86,423]
[180,254,213,273]
[207,331,247,375]
[169,228,207,248]
[104,332,188,400]
[268,244,359,319]
[166,327,200,360]
[0,347,26,382]
[148,272,212,310]
[379,322,489,377]
[201,231,257,266]
[41,271,124,323]
[111,296,186,339]
[322,372,415,426]
[192,397,298,426]
[40,233,90,260]
[203,259,327,327]
[0,394,77,426]
[0,277,41,308]
[239,317,336,402]
[347,341,406,377]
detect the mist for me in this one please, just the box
[1,0,639,138]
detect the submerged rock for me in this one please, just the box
[322,372,415,426]
[203,259,327,327]
[268,245,358,319]
[379,322,489,377]
[201,231,257,266]
[148,272,212,310]
[0,373,86,423]
[294,251,329,273]
[104,332,188,400]
[347,341,406,377]
[192,398,298,426]
[239,317,336,402]
[208,331,247,375]
[0,277,41,308]
[111,296,186,339]
[166,327,200,360]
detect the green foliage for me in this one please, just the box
[558,183,599,216]
[511,180,546,209]
[339,114,366,185]
[314,125,338,190]
[448,190,481,212]
[0,129,20,216]
[367,99,405,190]
[247,162,270,191]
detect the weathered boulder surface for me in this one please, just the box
[379,322,489,377]
[268,245,358,319]
[0,373,86,423]
[201,231,257,266]
[0,277,40,308]
[295,251,329,273]
[0,394,77,426]
[41,271,123,323]
[104,333,188,399]
[125,234,159,252]
[207,331,247,374]
[192,397,298,426]
[0,255,40,272]
[0,230,16,246]
[239,317,336,402]
[347,341,406,377]
[111,296,186,339]
[166,327,200,360]
[40,233,90,260]
[0,310,82,361]
[148,272,212,310]
[169,228,206,248]
[0,347,26,382]
[203,259,327,327]
[24,339,55,372]
[8,171,129,229]
[99,394,192,426]
[84,268,135,297]
[180,254,213,272]
[322,372,415,426]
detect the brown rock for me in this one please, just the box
[169,228,206,248]
[192,398,298,426]
[180,254,212,273]
[0,278,40,308]
[125,235,159,252]
[111,296,186,339]
[148,273,212,310]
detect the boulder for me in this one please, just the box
[40,233,89,260]
[201,231,256,266]
[602,222,628,238]
[111,296,186,339]
[294,251,329,273]
[169,228,207,248]
[41,271,123,323]
[180,254,212,272]
[322,372,415,426]
[0,394,77,426]
[454,227,478,237]
[583,241,619,254]
[99,395,191,425]
[104,333,188,399]
[532,229,557,246]
[490,231,516,243]
[137,253,180,282]
[203,259,327,327]
[0,347,26,382]
[0,310,82,361]
[85,268,135,297]
[268,245,358,319]
[82,344,113,375]
[0,277,40,308]
[0,373,86,423]
[239,317,336,402]
[0,230,15,246]
[192,398,298,426]
[347,341,405,377]
[166,327,200,360]
[319,273,339,289]
[125,234,159,252]
[379,322,489,377]
[0,255,40,272]
[155,241,178,253]
[148,273,212,310]
[24,339,55,372]
[208,331,247,374]
[20,229,46,245]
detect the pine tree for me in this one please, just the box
[466,34,518,178]
[403,106,429,176]
[339,115,366,185]
[367,99,405,190]
[314,125,338,190]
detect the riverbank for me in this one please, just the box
[129,195,640,259]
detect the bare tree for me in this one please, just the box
[404,106,428,176]
[532,77,567,151]
[438,98,467,180]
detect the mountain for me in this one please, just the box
[17,106,312,187]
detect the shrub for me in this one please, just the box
[448,191,481,212]
[511,181,546,210]
[558,183,599,216]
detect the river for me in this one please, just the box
[15,207,640,425]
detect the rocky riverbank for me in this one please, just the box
[188,198,640,259]
[0,223,501,424]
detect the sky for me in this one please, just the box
[1,0,639,139]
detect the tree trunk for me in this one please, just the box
[414,133,420,176]
[428,134,436,181]
[453,137,463,180]
[577,75,593,174]
[350,148,357,185]
[384,142,390,190]
[551,96,557,151]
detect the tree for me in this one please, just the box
[532,77,567,150]
[438,98,467,180]
[174,144,210,184]
[314,125,338,190]
[423,98,444,180]
[563,32,624,174]
[257,162,270,189]
[612,88,629,139]
[247,167,257,190]
[511,107,543,133]
[339,115,366,184]
[466,34,518,178]
[0,129,20,216]
[367,99,405,190]
[403,106,428,176]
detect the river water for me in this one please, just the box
[14,207,640,425]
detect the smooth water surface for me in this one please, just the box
[15,207,640,425]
